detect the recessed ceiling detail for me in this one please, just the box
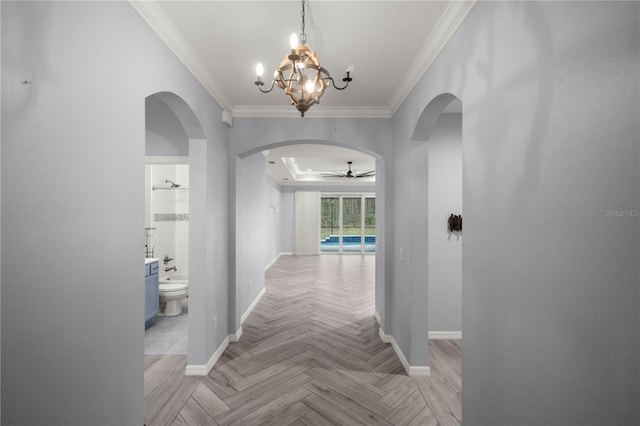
[264,144,375,186]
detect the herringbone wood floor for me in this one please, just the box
[145,255,461,425]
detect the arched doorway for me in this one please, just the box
[409,93,463,379]
[144,92,207,368]
[229,139,387,340]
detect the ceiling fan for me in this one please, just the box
[322,161,375,179]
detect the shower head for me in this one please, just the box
[165,180,180,188]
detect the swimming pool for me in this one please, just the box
[321,235,376,252]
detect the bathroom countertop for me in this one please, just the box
[145,258,160,265]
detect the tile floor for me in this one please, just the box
[144,255,462,425]
[144,299,188,355]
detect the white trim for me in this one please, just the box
[186,283,266,374]
[145,156,189,165]
[374,310,382,326]
[232,105,392,119]
[381,329,410,373]
[241,287,266,325]
[128,1,232,113]
[408,366,431,376]
[429,331,462,340]
[377,326,430,377]
[185,336,229,376]
[265,253,286,272]
[378,326,392,344]
[129,0,475,120]
[230,285,266,343]
[222,110,233,127]
[388,0,478,116]
[228,327,242,343]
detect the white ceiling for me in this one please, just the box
[132,0,474,184]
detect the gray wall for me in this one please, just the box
[1,2,229,424]
[428,113,462,333]
[265,176,283,263]
[145,94,189,157]
[392,1,639,424]
[233,152,275,329]
[391,89,420,365]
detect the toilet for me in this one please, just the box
[158,281,189,316]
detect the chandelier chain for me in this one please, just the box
[300,0,307,44]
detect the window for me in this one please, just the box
[321,197,339,244]
[321,194,375,253]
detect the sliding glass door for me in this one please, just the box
[364,197,375,252]
[321,197,339,252]
[343,197,362,252]
[321,194,375,254]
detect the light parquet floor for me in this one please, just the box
[145,255,461,425]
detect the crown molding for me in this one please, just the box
[130,0,475,120]
[388,0,477,116]
[232,105,392,119]
[129,1,233,113]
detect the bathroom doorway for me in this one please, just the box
[144,160,190,355]
[143,91,196,356]
[143,91,211,379]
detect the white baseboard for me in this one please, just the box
[377,326,430,377]
[376,313,461,341]
[378,326,392,344]
[241,287,266,325]
[186,283,267,374]
[429,331,462,340]
[409,365,431,376]
[230,285,266,343]
[265,252,292,271]
[185,336,229,376]
[229,326,242,343]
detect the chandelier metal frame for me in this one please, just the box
[254,0,352,117]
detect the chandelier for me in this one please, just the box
[254,0,353,117]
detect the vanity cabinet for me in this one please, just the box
[145,260,159,328]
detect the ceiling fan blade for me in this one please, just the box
[320,163,375,179]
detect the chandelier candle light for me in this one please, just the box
[254,0,353,117]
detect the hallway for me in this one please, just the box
[145,255,461,425]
